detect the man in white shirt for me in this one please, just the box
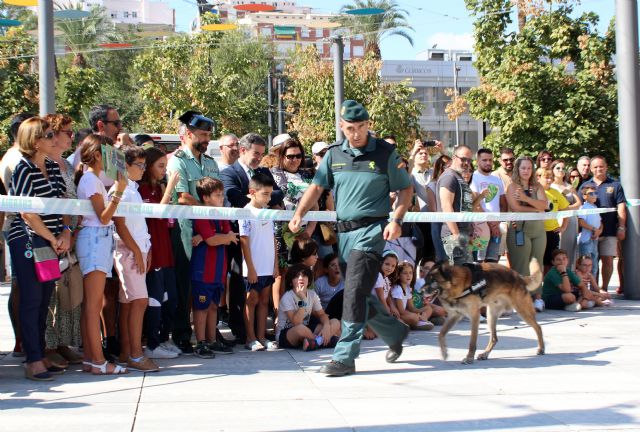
[471,148,506,262]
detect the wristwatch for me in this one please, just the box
[390,218,403,225]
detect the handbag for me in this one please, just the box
[22,220,62,283]
[319,222,337,246]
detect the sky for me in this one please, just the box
[167,0,615,60]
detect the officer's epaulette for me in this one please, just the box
[202,153,213,160]
[174,149,186,159]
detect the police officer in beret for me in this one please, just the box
[166,110,220,353]
[290,100,413,376]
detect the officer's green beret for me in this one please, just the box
[340,100,369,122]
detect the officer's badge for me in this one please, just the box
[199,295,207,303]
[369,161,376,170]
[606,187,614,194]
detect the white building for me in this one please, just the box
[79,0,175,30]
[382,49,484,150]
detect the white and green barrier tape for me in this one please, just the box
[0,195,629,223]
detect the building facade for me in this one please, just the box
[79,0,175,30]
[382,50,484,150]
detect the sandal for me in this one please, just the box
[83,360,128,375]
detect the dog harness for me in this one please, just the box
[455,262,489,299]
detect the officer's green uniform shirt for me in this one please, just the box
[313,135,411,257]
[167,146,220,258]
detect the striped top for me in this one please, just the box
[8,157,66,243]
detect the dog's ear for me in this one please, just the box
[438,260,452,280]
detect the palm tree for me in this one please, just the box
[338,0,414,59]
[54,1,118,67]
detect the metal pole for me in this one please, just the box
[616,0,640,300]
[332,36,344,142]
[277,78,285,135]
[267,73,274,147]
[453,62,460,147]
[38,0,55,115]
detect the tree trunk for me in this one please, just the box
[517,6,526,32]
[72,53,87,68]
[365,42,381,60]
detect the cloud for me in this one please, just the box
[426,33,475,52]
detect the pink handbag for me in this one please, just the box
[33,243,62,283]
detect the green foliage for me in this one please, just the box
[0,27,38,154]
[338,0,413,59]
[133,20,275,135]
[465,0,618,168]
[56,65,103,122]
[284,47,422,154]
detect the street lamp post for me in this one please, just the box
[332,35,345,142]
[453,62,461,147]
[38,0,55,115]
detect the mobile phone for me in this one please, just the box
[422,140,436,147]
[515,230,525,247]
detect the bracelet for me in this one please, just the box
[63,225,72,232]
[560,272,568,277]
[113,190,124,198]
[111,196,121,204]
[617,226,626,232]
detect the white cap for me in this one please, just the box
[272,133,291,148]
[312,141,329,155]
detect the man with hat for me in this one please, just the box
[290,100,413,376]
[311,141,329,168]
[167,110,220,354]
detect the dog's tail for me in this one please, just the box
[524,258,543,292]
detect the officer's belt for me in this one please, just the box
[335,216,388,233]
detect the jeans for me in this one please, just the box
[578,239,599,277]
[145,267,177,350]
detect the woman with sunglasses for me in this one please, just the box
[536,150,554,170]
[41,114,84,368]
[270,138,317,316]
[8,117,72,381]
[550,159,581,268]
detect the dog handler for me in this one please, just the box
[289,100,412,376]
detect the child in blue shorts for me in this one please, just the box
[191,177,238,358]
[577,185,602,277]
[239,173,279,352]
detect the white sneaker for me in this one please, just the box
[534,298,545,312]
[160,341,183,355]
[145,346,179,359]
[564,302,582,312]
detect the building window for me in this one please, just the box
[261,26,272,36]
[132,11,137,18]
[301,26,308,38]
[315,28,323,38]
[123,11,129,18]
[316,42,324,54]
[111,12,117,18]
[353,46,364,57]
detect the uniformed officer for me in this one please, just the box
[289,100,413,376]
[166,110,219,353]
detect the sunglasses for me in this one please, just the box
[501,157,515,163]
[285,153,303,160]
[316,150,327,157]
[42,131,55,140]
[132,162,147,170]
[104,119,123,127]
[584,191,597,196]
[541,157,553,162]
[570,174,580,179]
[455,155,473,164]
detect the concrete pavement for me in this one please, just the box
[1,282,640,431]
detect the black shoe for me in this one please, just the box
[208,341,233,355]
[386,323,410,364]
[216,329,236,348]
[194,341,215,359]
[176,340,194,355]
[318,361,355,377]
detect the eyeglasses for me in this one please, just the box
[455,154,473,164]
[104,119,123,127]
[132,162,146,170]
[316,150,327,157]
[501,157,515,163]
[60,130,74,138]
[541,157,553,162]
[42,131,55,140]
[570,174,580,179]
[584,191,597,196]
[285,153,303,160]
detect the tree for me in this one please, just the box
[54,1,119,67]
[338,0,413,59]
[133,14,275,135]
[284,47,422,154]
[463,0,618,167]
[0,27,38,153]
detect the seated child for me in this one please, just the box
[412,259,447,325]
[371,250,400,318]
[574,255,612,306]
[542,249,594,312]
[390,261,434,330]
[314,253,344,310]
[276,264,341,351]
[191,177,239,358]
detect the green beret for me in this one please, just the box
[340,100,369,122]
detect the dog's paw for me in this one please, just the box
[440,348,448,361]
[477,352,490,361]
[537,348,545,356]
[461,357,474,365]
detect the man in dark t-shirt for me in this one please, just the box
[436,145,474,265]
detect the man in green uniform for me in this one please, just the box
[167,110,219,353]
[290,100,413,376]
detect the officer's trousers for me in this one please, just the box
[332,249,407,366]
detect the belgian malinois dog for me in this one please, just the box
[424,259,545,364]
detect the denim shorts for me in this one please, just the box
[76,225,116,277]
